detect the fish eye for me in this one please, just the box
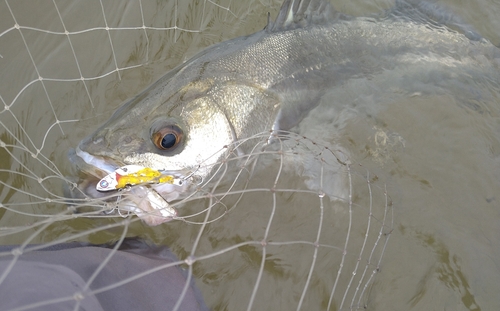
[152,125,183,150]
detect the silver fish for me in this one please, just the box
[70,0,500,225]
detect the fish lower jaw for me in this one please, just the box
[117,186,178,226]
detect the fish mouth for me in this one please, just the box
[67,147,192,226]
[69,146,121,178]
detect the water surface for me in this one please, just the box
[0,0,499,310]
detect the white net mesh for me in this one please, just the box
[0,1,393,310]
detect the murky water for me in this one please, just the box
[1,0,499,310]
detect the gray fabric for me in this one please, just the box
[0,260,105,311]
[0,239,207,311]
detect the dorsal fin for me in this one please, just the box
[266,0,337,33]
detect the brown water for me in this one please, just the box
[1,0,499,310]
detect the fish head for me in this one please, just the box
[70,76,245,225]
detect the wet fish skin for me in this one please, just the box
[75,0,499,187]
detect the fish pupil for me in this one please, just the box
[161,133,177,149]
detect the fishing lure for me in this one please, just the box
[96,165,182,191]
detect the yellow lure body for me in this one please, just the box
[116,167,174,189]
[96,165,177,192]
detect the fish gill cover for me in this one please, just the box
[0,0,499,310]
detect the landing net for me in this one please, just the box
[0,1,393,310]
